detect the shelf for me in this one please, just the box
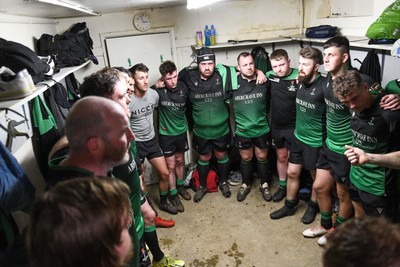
[192,37,292,50]
[290,34,392,52]
[0,61,90,116]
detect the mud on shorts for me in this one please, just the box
[235,132,271,150]
[271,127,295,149]
[317,142,350,185]
[159,132,189,158]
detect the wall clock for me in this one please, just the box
[133,12,151,32]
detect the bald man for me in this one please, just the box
[47,96,134,186]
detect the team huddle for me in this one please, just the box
[26,35,400,267]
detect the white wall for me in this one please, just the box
[304,0,394,36]
[0,14,57,49]
[55,0,302,78]
[303,0,399,85]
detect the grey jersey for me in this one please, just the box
[129,88,159,142]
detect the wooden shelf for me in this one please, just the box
[0,61,90,116]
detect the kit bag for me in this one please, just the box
[0,38,49,84]
[359,50,382,84]
[37,22,98,68]
[191,169,219,192]
[305,25,337,38]
[251,46,272,73]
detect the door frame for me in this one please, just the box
[100,27,177,68]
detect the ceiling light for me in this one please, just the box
[35,0,101,16]
[187,0,224,9]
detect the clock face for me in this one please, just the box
[133,13,151,32]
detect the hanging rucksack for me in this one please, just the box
[251,46,272,73]
[359,50,382,84]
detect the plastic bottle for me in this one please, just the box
[204,25,211,46]
[210,24,216,46]
[196,31,203,47]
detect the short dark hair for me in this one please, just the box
[129,63,149,75]
[237,52,252,63]
[114,66,132,78]
[159,60,177,76]
[299,46,323,65]
[323,217,400,267]
[27,176,131,267]
[270,49,289,61]
[323,36,350,56]
[80,67,123,99]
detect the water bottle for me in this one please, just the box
[210,24,216,46]
[204,25,211,46]
[195,31,203,47]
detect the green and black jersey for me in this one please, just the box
[266,68,298,130]
[294,74,326,148]
[179,64,235,139]
[154,81,188,136]
[229,75,271,138]
[324,71,378,154]
[47,157,95,187]
[324,73,353,154]
[350,95,400,196]
[113,141,144,240]
[384,79,400,95]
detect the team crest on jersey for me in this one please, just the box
[326,81,330,88]
[368,117,375,126]
[340,176,347,183]
[194,81,198,86]
[288,81,296,91]
[310,87,316,95]
[179,90,184,97]
[352,111,356,117]
[216,78,221,85]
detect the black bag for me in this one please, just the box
[251,46,272,73]
[305,25,337,38]
[37,22,98,68]
[359,50,382,84]
[0,38,49,84]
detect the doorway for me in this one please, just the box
[103,29,176,85]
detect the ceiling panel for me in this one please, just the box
[0,0,186,18]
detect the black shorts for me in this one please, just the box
[236,132,270,150]
[271,128,295,149]
[193,134,229,155]
[289,137,321,171]
[159,132,189,157]
[350,183,387,217]
[136,137,164,163]
[317,142,350,185]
